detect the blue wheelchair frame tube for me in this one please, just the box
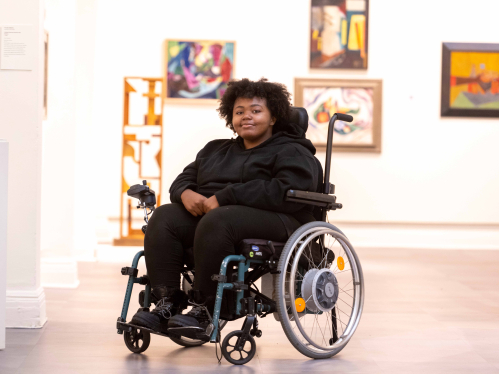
[209,255,263,343]
[120,250,145,323]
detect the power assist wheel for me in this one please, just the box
[275,221,364,359]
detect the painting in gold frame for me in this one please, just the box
[295,78,382,152]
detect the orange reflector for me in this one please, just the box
[295,297,306,313]
[337,256,345,271]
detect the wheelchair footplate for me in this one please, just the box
[117,320,170,339]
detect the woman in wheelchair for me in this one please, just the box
[130,78,321,334]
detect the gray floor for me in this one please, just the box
[2,248,499,373]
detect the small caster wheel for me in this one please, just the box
[222,330,256,365]
[124,328,150,353]
[250,328,262,338]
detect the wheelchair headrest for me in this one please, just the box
[289,107,309,133]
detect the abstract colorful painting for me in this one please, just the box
[295,78,382,152]
[164,40,235,102]
[441,43,499,117]
[310,0,368,70]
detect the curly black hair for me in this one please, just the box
[217,78,292,134]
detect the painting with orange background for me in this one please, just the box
[442,43,499,117]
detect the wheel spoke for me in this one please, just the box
[341,278,353,288]
[336,302,351,319]
[339,288,354,295]
[302,245,315,270]
[317,239,337,269]
[314,312,327,346]
[338,297,353,309]
[333,269,352,275]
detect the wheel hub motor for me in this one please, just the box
[301,268,339,312]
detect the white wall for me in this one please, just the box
[0,141,8,348]
[40,0,99,288]
[0,0,47,327]
[45,0,499,252]
[40,0,80,287]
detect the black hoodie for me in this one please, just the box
[169,123,322,227]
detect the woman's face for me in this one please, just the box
[232,97,276,148]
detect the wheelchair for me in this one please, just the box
[116,109,365,365]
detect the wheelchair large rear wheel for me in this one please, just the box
[275,221,364,359]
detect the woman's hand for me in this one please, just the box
[180,189,207,217]
[203,195,220,214]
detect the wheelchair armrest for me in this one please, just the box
[286,190,342,209]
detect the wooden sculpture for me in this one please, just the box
[114,77,163,246]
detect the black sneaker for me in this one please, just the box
[168,305,211,330]
[130,288,187,334]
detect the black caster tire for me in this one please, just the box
[222,330,256,365]
[124,328,151,353]
[169,334,207,347]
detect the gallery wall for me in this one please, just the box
[43,0,499,252]
[42,0,99,265]
[1,0,47,327]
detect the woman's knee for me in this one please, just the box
[147,203,186,228]
[193,208,241,254]
[195,207,236,238]
[150,203,184,220]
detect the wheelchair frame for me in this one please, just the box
[116,112,363,364]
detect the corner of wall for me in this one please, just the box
[6,287,47,328]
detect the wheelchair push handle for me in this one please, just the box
[323,113,353,194]
[335,113,353,123]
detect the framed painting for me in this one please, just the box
[310,0,369,70]
[295,78,382,152]
[163,40,235,103]
[441,43,499,117]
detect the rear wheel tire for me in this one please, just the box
[275,221,364,359]
[169,334,207,347]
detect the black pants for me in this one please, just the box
[144,203,300,309]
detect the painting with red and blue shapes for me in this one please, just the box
[165,40,235,101]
